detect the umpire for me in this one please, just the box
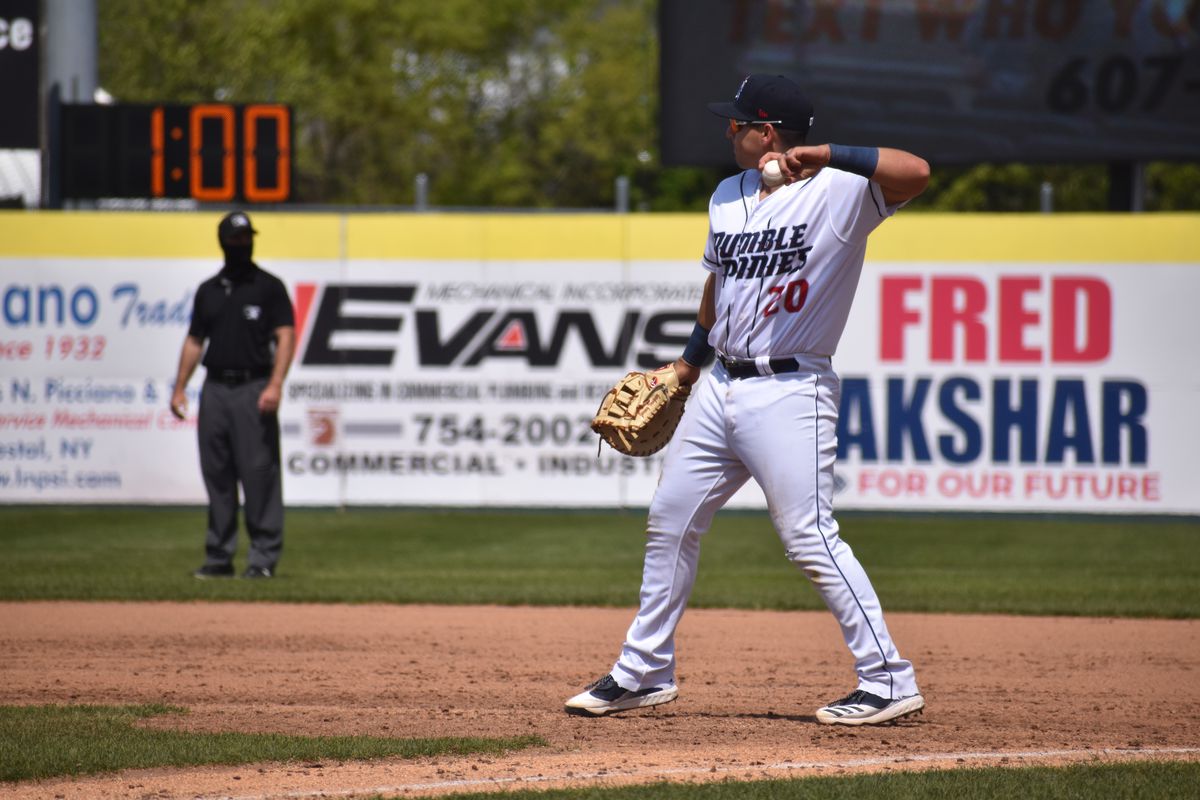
[170,211,295,580]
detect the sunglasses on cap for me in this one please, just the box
[729,118,782,133]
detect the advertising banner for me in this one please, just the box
[1,212,1196,514]
[834,262,1196,513]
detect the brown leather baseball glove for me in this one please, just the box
[591,364,690,457]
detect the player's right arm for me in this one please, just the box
[763,145,930,205]
[170,335,204,419]
[871,147,930,205]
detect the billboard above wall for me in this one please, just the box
[659,0,1200,166]
[1,211,1198,515]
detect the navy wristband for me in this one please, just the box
[827,144,879,179]
[681,322,713,367]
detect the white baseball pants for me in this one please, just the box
[610,356,919,700]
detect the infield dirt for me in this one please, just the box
[2,602,1198,798]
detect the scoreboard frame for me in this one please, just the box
[56,102,293,204]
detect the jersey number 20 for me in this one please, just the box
[764,279,809,318]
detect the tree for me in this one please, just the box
[98,2,1200,211]
[911,162,1200,213]
[99,0,659,208]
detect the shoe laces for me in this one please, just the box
[831,689,873,707]
[587,674,618,692]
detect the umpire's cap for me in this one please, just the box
[707,74,814,135]
[217,211,258,242]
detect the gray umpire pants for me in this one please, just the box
[197,377,284,571]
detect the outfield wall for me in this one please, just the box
[1,211,1197,514]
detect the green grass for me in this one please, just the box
[432,761,1200,799]
[5,705,1194,798]
[0,704,544,783]
[1,508,1197,617]
[2,510,1197,795]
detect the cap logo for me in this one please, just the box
[758,108,770,119]
[734,75,750,101]
[230,214,249,228]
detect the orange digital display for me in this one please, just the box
[60,103,293,204]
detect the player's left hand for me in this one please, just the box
[257,383,282,414]
[591,364,691,457]
[759,145,832,184]
[671,357,702,387]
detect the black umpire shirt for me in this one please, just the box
[188,264,294,373]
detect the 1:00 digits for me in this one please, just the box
[412,414,594,446]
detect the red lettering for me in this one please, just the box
[0,340,33,360]
[1034,0,1081,39]
[1111,0,1138,37]
[881,272,1112,365]
[880,276,923,361]
[1051,278,1111,362]
[964,472,990,497]
[1024,471,1160,502]
[1152,1,1199,37]
[931,277,987,362]
[1045,474,1069,499]
[763,0,794,43]
[728,0,750,42]
[984,0,1028,38]
[764,286,783,318]
[1144,474,1160,502]
[998,277,1042,362]
[803,0,846,42]
[783,279,809,313]
[858,469,926,497]
[938,470,1015,498]
[157,409,196,429]
[916,0,973,40]
[765,279,809,318]
[861,0,884,40]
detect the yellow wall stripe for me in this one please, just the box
[1,211,1196,262]
[868,214,1200,262]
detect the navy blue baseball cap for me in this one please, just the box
[707,74,814,134]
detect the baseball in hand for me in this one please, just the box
[761,159,784,187]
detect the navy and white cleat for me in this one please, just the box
[816,689,925,726]
[565,674,679,716]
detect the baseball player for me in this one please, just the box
[566,74,930,725]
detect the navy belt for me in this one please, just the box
[719,355,801,379]
[208,368,270,385]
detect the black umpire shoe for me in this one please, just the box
[241,566,274,579]
[192,563,234,579]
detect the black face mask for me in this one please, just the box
[221,243,254,274]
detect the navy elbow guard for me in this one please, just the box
[827,144,879,179]
[681,322,714,367]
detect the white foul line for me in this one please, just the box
[202,745,1200,800]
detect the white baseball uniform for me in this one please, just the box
[609,165,920,702]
